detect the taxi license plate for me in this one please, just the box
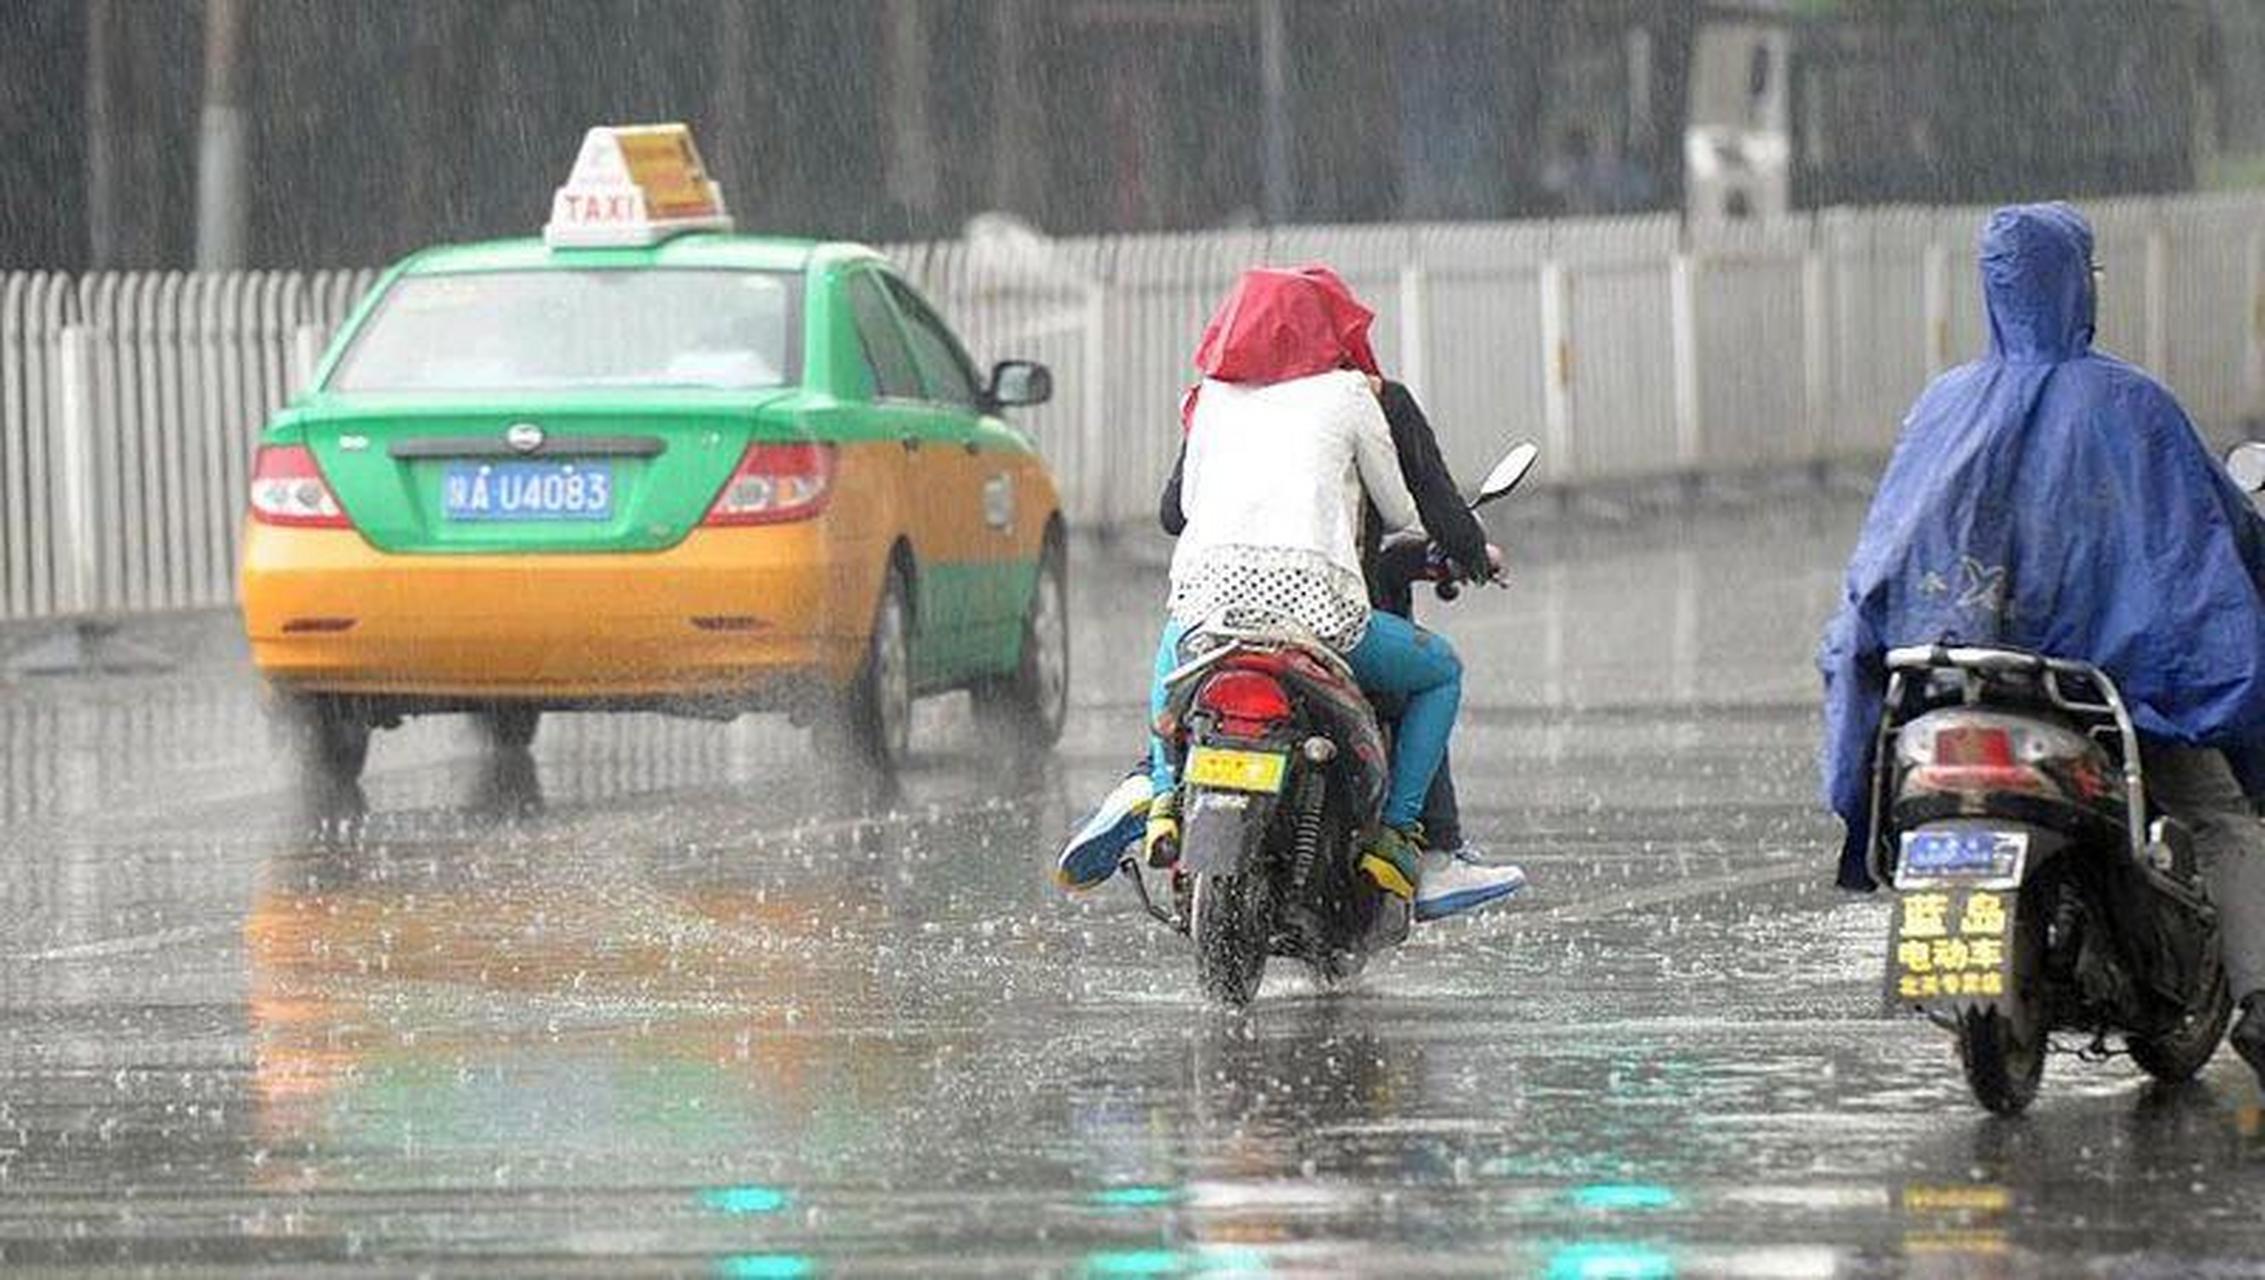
[1184,745,1288,794]
[444,462,613,522]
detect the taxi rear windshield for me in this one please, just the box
[328,269,802,392]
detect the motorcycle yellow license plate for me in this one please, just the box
[1184,745,1288,794]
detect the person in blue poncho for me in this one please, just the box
[1818,202,2265,1087]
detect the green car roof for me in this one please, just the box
[395,232,880,276]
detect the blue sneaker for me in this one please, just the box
[1413,846,1527,922]
[1056,771,1154,891]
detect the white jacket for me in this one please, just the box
[1168,370,1423,647]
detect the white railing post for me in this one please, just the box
[1673,544,1699,702]
[290,321,325,397]
[2144,223,2170,378]
[2249,223,2265,424]
[54,324,99,618]
[1080,280,1109,529]
[1802,243,1832,463]
[1669,250,1702,471]
[1539,260,1574,478]
[1923,241,1952,376]
[1396,262,1429,402]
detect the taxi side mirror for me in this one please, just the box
[987,360,1052,410]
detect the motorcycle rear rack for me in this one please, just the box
[1162,610,1359,694]
[1869,643,2151,891]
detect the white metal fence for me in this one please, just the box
[2,270,378,623]
[6,195,2264,625]
[897,195,2265,527]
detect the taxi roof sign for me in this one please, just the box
[544,123,734,249]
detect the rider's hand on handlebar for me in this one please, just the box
[1438,544,1502,584]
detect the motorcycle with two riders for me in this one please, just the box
[1104,442,1540,1006]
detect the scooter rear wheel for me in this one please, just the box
[1191,872,1269,1007]
[2128,960,2234,1084]
[1310,948,1367,989]
[1957,893,2047,1115]
[1958,1007,2045,1115]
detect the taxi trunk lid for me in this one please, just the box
[297,391,801,553]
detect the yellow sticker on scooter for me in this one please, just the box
[1185,746,1288,794]
[1885,888,2015,1007]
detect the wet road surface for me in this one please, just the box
[3,492,2263,1276]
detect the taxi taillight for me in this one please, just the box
[248,445,351,528]
[704,442,834,526]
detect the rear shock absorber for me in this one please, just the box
[2044,873,2084,992]
[1287,739,1334,893]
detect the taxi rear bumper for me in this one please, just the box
[240,522,882,704]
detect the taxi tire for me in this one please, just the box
[476,706,542,751]
[822,562,914,777]
[280,693,371,788]
[973,535,1069,753]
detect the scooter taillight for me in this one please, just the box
[1898,715,2075,798]
[1196,669,1291,737]
[1933,726,2014,766]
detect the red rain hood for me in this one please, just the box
[1192,266,1380,384]
[1183,266,1380,429]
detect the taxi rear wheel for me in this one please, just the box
[278,693,371,787]
[475,706,542,751]
[822,562,914,776]
[974,535,1069,752]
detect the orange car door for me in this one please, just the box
[843,269,966,671]
[876,273,1007,680]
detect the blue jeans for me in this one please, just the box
[1148,611,1462,830]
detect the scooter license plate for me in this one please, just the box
[1885,886,2015,1008]
[1184,745,1288,794]
[1897,828,2027,888]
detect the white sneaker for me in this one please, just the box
[1413,847,1527,922]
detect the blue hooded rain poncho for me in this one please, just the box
[1819,202,2265,890]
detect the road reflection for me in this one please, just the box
[1886,1077,2265,1275]
[236,761,1061,1207]
[1060,1002,1412,1275]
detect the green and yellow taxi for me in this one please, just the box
[239,125,1067,781]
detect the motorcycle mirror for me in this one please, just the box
[2227,441,2265,494]
[1472,442,1541,510]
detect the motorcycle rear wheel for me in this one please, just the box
[2128,960,2234,1083]
[1957,893,2048,1115]
[1191,872,1269,1007]
[1958,1007,2045,1116]
[1310,948,1367,989]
